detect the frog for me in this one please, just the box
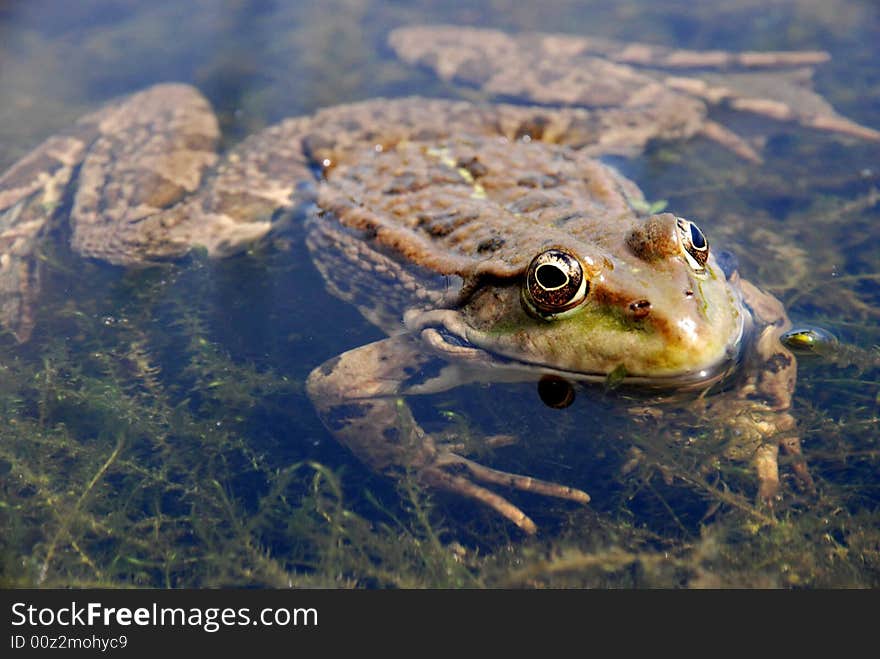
[1,26,876,534]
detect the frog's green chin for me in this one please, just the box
[487,346,743,389]
[419,317,747,391]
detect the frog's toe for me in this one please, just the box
[422,467,539,534]
[698,120,762,162]
[729,97,880,142]
[439,433,519,454]
[754,443,781,505]
[666,73,880,145]
[754,435,815,505]
[780,436,816,494]
[422,454,590,534]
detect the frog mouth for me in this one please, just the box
[417,321,748,392]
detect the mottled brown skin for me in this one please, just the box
[1,26,873,532]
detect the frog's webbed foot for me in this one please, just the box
[421,452,590,535]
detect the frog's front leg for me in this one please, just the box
[725,277,815,503]
[306,334,590,534]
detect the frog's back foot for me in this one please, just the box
[18,82,313,268]
[734,97,880,142]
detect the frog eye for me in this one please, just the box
[781,327,838,355]
[676,218,709,274]
[523,248,589,316]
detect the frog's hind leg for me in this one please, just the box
[0,106,111,341]
[554,33,880,143]
[306,334,590,534]
[0,83,224,339]
[389,25,879,160]
[63,83,316,267]
[0,82,322,340]
[65,83,222,266]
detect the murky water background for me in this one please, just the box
[1,0,878,587]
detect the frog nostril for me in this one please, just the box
[628,299,651,319]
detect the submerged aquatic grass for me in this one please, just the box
[0,208,878,588]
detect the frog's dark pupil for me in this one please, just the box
[535,264,567,290]
[690,224,707,250]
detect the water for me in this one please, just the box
[0,0,878,588]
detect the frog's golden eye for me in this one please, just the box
[523,248,589,316]
[676,218,709,274]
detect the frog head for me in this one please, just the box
[455,212,746,385]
